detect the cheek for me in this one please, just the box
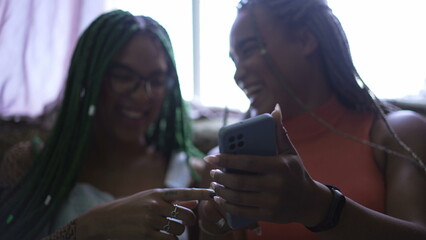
[248,57,279,88]
[151,89,167,116]
[238,54,271,82]
[93,97,117,137]
[96,87,114,119]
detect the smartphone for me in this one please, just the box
[218,113,277,229]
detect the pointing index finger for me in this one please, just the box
[205,154,281,173]
[161,188,215,202]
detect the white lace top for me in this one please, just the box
[51,152,193,239]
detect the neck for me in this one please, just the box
[280,86,332,121]
[279,63,332,120]
[87,134,150,168]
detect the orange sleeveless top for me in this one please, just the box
[246,96,385,240]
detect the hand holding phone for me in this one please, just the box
[217,113,277,229]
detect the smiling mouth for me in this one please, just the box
[121,109,146,119]
[244,83,264,99]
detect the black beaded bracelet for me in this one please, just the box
[306,184,346,232]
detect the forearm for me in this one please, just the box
[318,198,426,240]
[42,213,103,240]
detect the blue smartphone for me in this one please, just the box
[218,113,277,229]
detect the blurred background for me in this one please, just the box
[1,0,425,154]
[1,0,425,117]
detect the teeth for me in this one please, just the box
[245,84,263,96]
[122,109,142,119]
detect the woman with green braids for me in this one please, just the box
[0,10,214,239]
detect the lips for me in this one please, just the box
[244,83,263,97]
[121,109,144,119]
[118,106,153,125]
[240,81,264,103]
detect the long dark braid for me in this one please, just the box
[0,10,201,240]
[237,0,425,173]
[239,0,374,112]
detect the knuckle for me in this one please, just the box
[151,199,160,207]
[147,200,161,212]
[233,177,247,189]
[232,193,244,203]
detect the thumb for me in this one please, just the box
[271,104,298,155]
[176,200,199,210]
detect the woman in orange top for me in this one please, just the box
[199,0,426,239]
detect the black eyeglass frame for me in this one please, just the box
[105,62,172,97]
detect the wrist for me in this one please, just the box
[305,183,346,232]
[75,209,106,240]
[301,181,332,227]
[75,216,93,240]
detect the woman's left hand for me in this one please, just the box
[205,107,330,227]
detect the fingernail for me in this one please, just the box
[274,103,281,111]
[210,169,216,179]
[213,196,221,204]
[204,155,218,164]
[210,182,216,190]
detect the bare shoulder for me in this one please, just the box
[371,110,426,160]
[385,110,426,139]
[385,110,426,166]
[372,110,426,224]
[0,141,35,187]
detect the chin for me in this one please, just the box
[251,101,275,116]
[116,134,140,145]
[114,127,146,145]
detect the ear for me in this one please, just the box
[297,27,318,57]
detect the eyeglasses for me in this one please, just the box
[106,62,169,97]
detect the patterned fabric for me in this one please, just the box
[41,220,76,240]
[0,141,33,187]
[0,144,192,239]
[45,152,192,239]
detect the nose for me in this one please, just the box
[233,63,247,89]
[130,81,152,101]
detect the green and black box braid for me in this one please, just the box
[0,10,202,239]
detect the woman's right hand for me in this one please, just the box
[75,188,213,240]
